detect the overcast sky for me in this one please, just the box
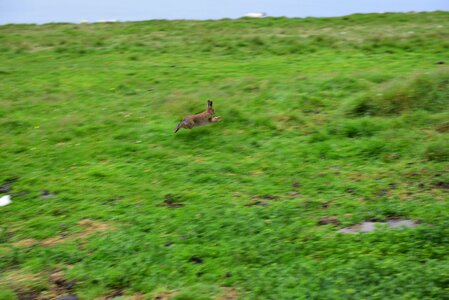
[1,0,448,24]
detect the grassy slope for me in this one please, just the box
[0,12,449,299]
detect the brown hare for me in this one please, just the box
[174,100,221,133]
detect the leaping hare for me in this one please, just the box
[174,100,221,133]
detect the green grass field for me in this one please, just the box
[1,11,449,299]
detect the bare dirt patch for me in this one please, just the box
[94,294,145,300]
[16,289,42,300]
[41,236,65,246]
[29,270,79,300]
[4,270,42,286]
[216,287,239,300]
[318,216,340,225]
[153,290,178,300]
[48,219,111,246]
[3,269,79,300]
[4,271,47,300]
[122,294,145,300]
[77,219,111,239]
[13,238,38,247]
[13,219,114,248]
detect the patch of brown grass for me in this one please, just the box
[13,238,39,247]
[77,219,111,239]
[94,293,146,300]
[3,271,48,299]
[5,270,78,300]
[127,294,146,300]
[4,270,43,286]
[216,287,239,300]
[152,290,178,300]
[41,236,65,246]
[13,219,114,248]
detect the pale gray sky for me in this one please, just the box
[0,0,448,24]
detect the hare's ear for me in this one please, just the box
[207,100,213,108]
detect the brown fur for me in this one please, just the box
[174,100,221,133]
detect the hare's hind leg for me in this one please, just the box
[174,123,182,133]
[174,120,187,133]
[184,120,195,129]
[174,120,194,133]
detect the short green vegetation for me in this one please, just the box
[0,12,449,299]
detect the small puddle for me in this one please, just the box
[337,219,418,234]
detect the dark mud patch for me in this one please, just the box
[434,182,449,189]
[292,181,301,189]
[0,177,18,193]
[41,190,57,199]
[51,271,77,291]
[189,256,203,264]
[161,194,185,208]
[259,194,279,200]
[245,194,282,206]
[16,290,41,300]
[103,196,124,206]
[46,270,78,299]
[154,291,177,300]
[321,202,330,209]
[318,216,340,225]
[104,289,123,299]
[345,188,356,194]
[245,200,269,207]
[287,191,300,198]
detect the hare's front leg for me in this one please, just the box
[211,116,222,123]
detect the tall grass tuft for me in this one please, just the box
[424,139,449,162]
[344,69,449,116]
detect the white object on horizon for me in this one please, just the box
[0,195,11,207]
[244,12,266,18]
[96,19,118,23]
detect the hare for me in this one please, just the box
[174,100,221,133]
